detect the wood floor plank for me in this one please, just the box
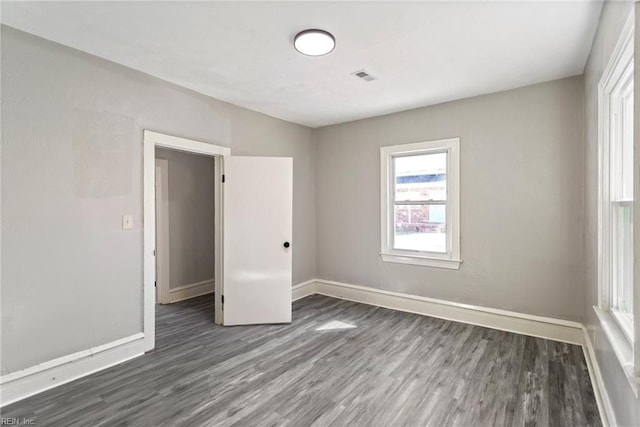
[2,294,601,426]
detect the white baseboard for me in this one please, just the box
[292,279,317,301]
[167,279,214,303]
[582,327,616,427]
[0,333,145,407]
[311,279,585,345]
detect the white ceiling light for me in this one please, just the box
[294,29,335,56]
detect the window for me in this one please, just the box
[380,138,461,269]
[597,11,639,397]
[601,45,635,343]
[598,15,634,343]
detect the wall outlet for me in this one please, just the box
[122,214,134,230]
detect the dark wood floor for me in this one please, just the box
[3,294,601,426]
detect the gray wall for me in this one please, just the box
[315,76,585,321]
[155,148,214,290]
[583,1,640,425]
[1,26,315,373]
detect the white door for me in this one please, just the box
[223,156,293,325]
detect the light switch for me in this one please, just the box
[122,214,134,230]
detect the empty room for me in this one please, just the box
[1,1,639,426]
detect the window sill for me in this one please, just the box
[593,306,640,398]
[380,253,462,270]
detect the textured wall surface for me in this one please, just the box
[1,26,315,373]
[315,77,585,321]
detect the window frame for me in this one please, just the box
[596,9,640,398]
[603,55,634,344]
[380,138,461,269]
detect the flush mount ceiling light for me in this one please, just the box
[294,29,335,56]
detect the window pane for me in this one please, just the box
[612,203,633,321]
[393,204,446,253]
[621,91,633,199]
[394,153,446,202]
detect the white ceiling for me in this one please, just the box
[1,1,603,128]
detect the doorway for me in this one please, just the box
[143,130,229,352]
[143,130,294,354]
[154,150,215,305]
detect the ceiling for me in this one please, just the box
[1,1,603,128]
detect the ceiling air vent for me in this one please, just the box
[352,69,376,82]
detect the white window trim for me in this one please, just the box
[596,10,640,398]
[380,138,461,269]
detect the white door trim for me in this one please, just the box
[155,159,170,304]
[143,130,230,351]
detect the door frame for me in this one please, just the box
[143,130,230,352]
